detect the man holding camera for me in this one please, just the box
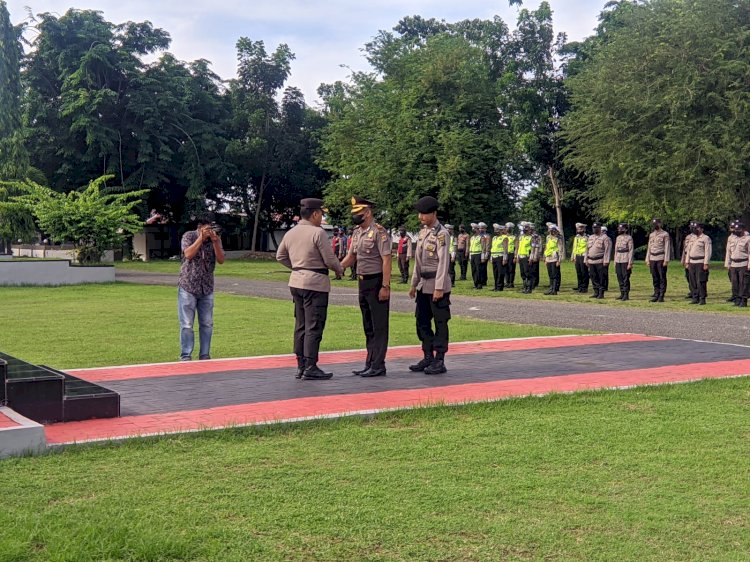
[178,215,225,361]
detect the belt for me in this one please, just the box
[421,271,437,280]
[731,258,749,263]
[616,249,629,253]
[518,254,530,258]
[588,254,604,260]
[689,256,705,260]
[292,267,328,275]
[357,273,382,281]
[650,251,665,256]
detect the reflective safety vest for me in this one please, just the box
[491,235,506,256]
[449,235,456,253]
[518,235,532,257]
[544,236,560,258]
[469,235,482,254]
[507,235,516,253]
[572,235,587,257]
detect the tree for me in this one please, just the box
[561,0,750,226]
[11,175,148,262]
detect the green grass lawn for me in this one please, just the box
[0,283,581,369]
[118,258,744,313]
[2,378,748,561]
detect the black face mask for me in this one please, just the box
[735,229,744,237]
[459,228,465,233]
[399,230,406,237]
[352,214,366,226]
[593,228,602,235]
[690,227,698,235]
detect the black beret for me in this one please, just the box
[300,198,326,211]
[414,196,439,213]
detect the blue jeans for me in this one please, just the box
[178,287,214,360]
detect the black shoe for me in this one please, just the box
[740,299,747,308]
[409,357,433,372]
[507,284,514,288]
[352,365,371,376]
[491,288,499,292]
[657,295,664,302]
[596,292,605,299]
[460,277,467,281]
[699,298,706,305]
[296,366,305,379]
[424,360,447,375]
[544,289,553,295]
[302,365,333,380]
[650,296,659,302]
[685,293,693,299]
[360,367,387,377]
[590,293,599,298]
[690,298,699,304]
[622,293,629,301]
[727,297,737,303]
[616,293,624,301]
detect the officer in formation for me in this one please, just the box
[339,197,392,377]
[681,222,697,299]
[585,222,611,299]
[490,223,509,291]
[571,222,590,293]
[516,222,542,293]
[614,223,634,301]
[456,224,470,281]
[543,224,564,295]
[276,198,344,380]
[504,222,517,288]
[646,218,672,302]
[408,196,452,375]
[469,222,490,289]
[396,226,413,284]
[446,224,456,286]
[684,222,712,305]
[725,220,750,307]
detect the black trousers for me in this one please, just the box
[506,253,516,286]
[415,290,451,359]
[397,253,409,283]
[575,255,589,291]
[730,267,750,299]
[650,261,668,297]
[349,260,357,280]
[688,264,709,299]
[491,257,506,290]
[479,259,489,287]
[615,263,631,293]
[291,288,329,366]
[470,254,482,287]
[530,260,540,289]
[358,274,389,370]
[449,258,456,285]
[518,257,530,287]
[458,249,468,279]
[546,262,560,292]
[589,263,606,294]
[602,264,609,291]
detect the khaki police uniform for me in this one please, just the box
[348,222,392,372]
[585,231,612,298]
[456,231,470,280]
[687,233,711,303]
[412,222,452,364]
[725,231,750,306]
[276,215,343,373]
[397,233,414,284]
[682,232,697,297]
[646,229,672,301]
[614,234,634,299]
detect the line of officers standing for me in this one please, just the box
[276,195,452,381]
[434,218,750,305]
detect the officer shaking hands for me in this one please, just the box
[339,196,392,377]
[409,196,452,375]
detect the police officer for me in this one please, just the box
[681,222,698,299]
[516,222,533,293]
[571,223,589,293]
[528,223,542,291]
[339,197,392,377]
[544,224,564,295]
[646,218,672,302]
[409,196,452,375]
[586,222,611,299]
[504,222,517,288]
[614,223,634,301]
[456,224,470,280]
[490,223,509,291]
[469,223,483,289]
[601,225,611,292]
[396,226,413,284]
[725,221,750,307]
[276,198,344,380]
[446,224,456,286]
[478,222,491,288]
[686,222,711,305]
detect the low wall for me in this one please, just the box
[13,246,115,263]
[0,407,47,459]
[0,260,115,286]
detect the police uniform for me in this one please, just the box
[409,196,452,375]
[681,224,698,298]
[504,222,517,288]
[585,223,612,299]
[346,197,392,376]
[396,230,414,284]
[725,221,750,307]
[469,223,483,289]
[646,220,672,302]
[490,224,509,291]
[276,198,344,380]
[686,224,711,304]
[528,225,542,292]
[479,223,491,287]
[571,224,590,293]
[456,226,470,280]
[614,224,634,301]
[516,223,533,293]
[543,226,564,295]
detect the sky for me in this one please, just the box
[6,0,607,105]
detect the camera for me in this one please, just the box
[209,222,222,235]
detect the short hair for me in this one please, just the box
[195,214,213,226]
[300,207,317,220]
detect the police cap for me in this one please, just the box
[414,196,439,213]
[445,223,454,230]
[478,222,487,229]
[300,198,327,212]
[351,196,375,214]
[592,222,602,228]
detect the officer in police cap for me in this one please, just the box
[409,196,452,375]
[645,218,672,302]
[276,198,344,379]
[339,196,392,377]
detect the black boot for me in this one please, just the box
[650,295,659,302]
[657,294,665,302]
[690,298,699,304]
[597,289,605,299]
[409,353,434,372]
[740,299,748,308]
[622,292,629,301]
[302,364,333,380]
[699,298,706,305]
[590,290,599,298]
[424,359,447,375]
[616,291,624,301]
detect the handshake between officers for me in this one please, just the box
[277,196,453,381]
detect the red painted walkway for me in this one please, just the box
[45,334,750,445]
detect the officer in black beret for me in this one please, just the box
[408,196,452,374]
[340,196,392,377]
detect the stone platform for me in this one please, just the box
[44,334,750,445]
